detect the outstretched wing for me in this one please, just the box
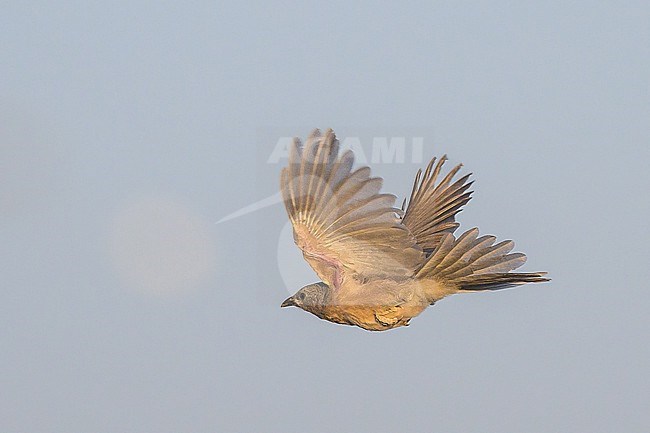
[280,129,424,289]
[401,155,474,253]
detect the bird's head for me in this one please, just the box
[281,282,330,314]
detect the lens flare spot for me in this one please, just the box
[109,197,217,295]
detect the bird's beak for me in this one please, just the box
[281,296,296,308]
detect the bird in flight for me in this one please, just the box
[280,129,548,331]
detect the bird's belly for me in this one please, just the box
[320,278,430,331]
[325,300,428,331]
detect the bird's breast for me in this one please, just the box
[319,278,429,331]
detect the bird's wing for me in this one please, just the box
[280,129,424,289]
[401,155,473,254]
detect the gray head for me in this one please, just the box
[281,282,330,312]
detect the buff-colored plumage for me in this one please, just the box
[280,129,548,331]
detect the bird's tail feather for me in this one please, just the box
[416,228,549,295]
[456,272,549,292]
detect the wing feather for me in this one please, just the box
[281,129,424,288]
[402,155,474,252]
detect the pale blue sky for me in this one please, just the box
[2,2,649,432]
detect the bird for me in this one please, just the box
[280,129,549,331]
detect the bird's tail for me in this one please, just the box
[416,228,549,299]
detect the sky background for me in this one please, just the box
[2,1,649,432]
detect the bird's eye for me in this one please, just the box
[298,292,306,301]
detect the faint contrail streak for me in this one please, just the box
[215,192,282,224]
